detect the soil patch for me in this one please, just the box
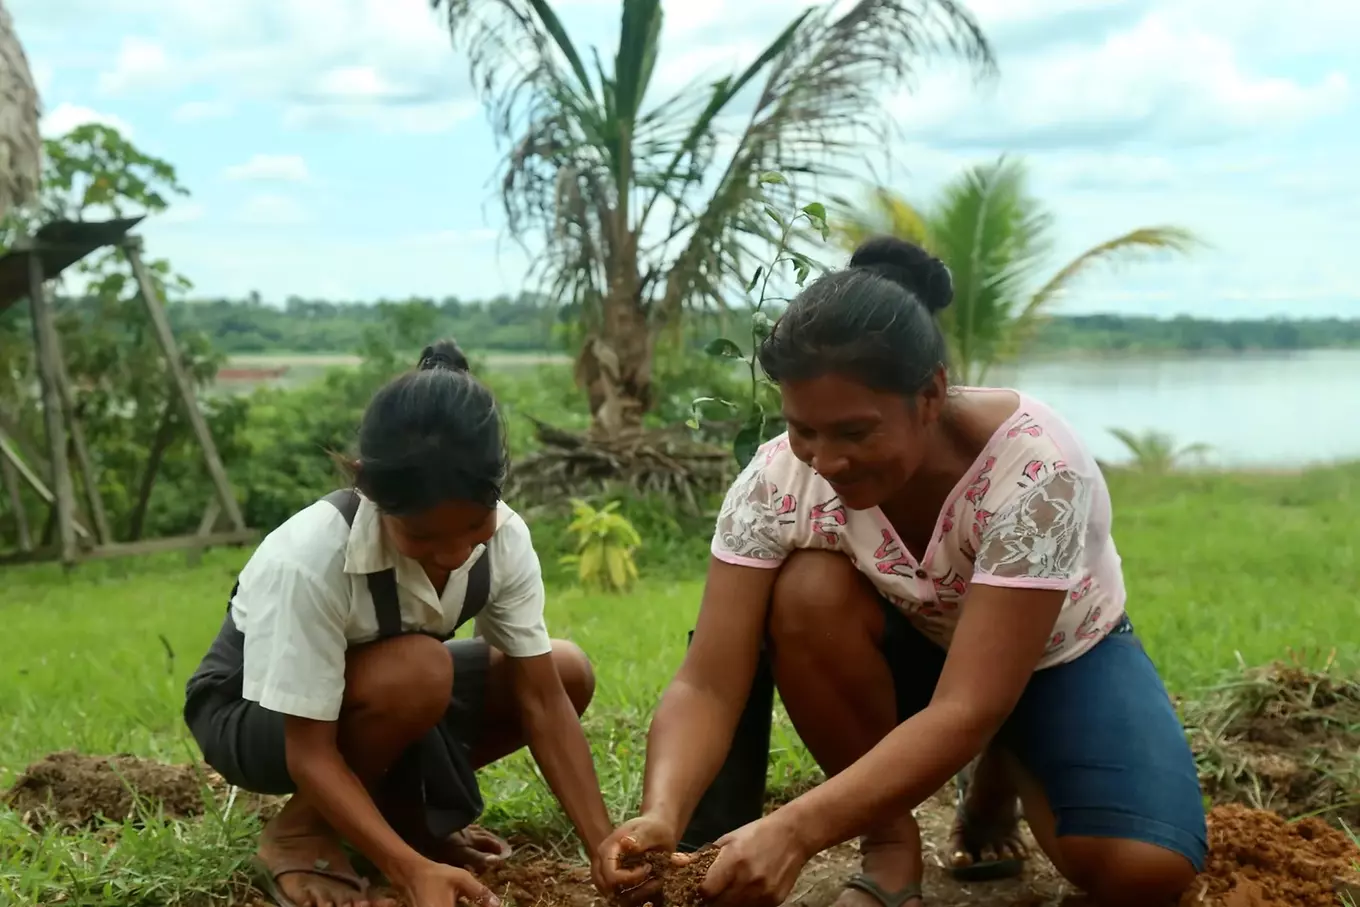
[2,750,278,830]
[481,854,605,907]
[1179,804,1360,907]
[1185,659,1360,827]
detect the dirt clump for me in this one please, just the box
[1179,804,1360,907]
[1184,658,1360,827]
[2,750,278,830]
[616,848,720,907]
[482,856,604,907]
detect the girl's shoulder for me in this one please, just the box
[487,501,541,573]
[248,498,352,577]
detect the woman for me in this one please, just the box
[185,342,612,907]
[597,239,1206,907]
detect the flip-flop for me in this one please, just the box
[947,768,1026,883]
[250,854,370,907]
[844,873,924,906]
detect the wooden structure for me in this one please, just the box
[0,218,254,566]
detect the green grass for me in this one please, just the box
[2,462,1358,904]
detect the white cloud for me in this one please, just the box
[173,100,234,122]
[281,99,477,134]
[236,194,311,225]
[39,103,134,138]
[156,202,207,225]
[892,12,1348,151]
[223,154,311,182]
[96,36,171,95]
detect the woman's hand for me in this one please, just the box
[400,859,500,907]
[701,814,813,907]
[594,814,680,902]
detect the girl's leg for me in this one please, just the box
[766,550,937,907]
[997,624,1206,906]
[390,638,595,867]
[258,633,463,907]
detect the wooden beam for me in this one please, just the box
[127,400,177,541]
[45,298,112,544]
[26,251,79,565]
[82,528,257,561]
[0,426,93,541]
[123,238,247,532]
[0,452,32,552]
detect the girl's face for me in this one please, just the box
[780,369,946,511]
[382,499,497,572]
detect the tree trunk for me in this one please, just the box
[576,236,652,442]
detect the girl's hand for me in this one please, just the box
[701,815,812,907]
[402,859,500,907]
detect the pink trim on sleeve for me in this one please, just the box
[710,545,785,569]
[969,572,1073,592]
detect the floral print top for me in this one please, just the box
[710,388,1127,668]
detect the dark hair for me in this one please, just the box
[349,339,507,515]
[758,236,953,396]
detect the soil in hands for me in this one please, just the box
[1184,658,1360,828]
[616,847,721,907]
[2,750,279,830]
[1178,805,1360,907]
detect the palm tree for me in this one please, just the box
[1108,428,1211,473]
[835,156,1201,385]
[430,0,995,441]
[0,0,42,221]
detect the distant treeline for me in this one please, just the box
[154,294,1360,356]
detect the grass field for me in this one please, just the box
[2,462,1357,904]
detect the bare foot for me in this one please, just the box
[948,752,1028,878]
[258,798,397,907]
[437,825,512,870]
[833,817,925,907]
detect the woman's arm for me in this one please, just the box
[509,653,612,853]
[772,585,1065,856]
[640,557,779,837]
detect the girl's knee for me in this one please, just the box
[1059,837,1198,906]
[550,639,595,714]
[343,634,452,724]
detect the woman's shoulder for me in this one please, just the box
[731,432,812,487]
[967,388,1100,476]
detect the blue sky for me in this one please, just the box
[13,0,1359,317]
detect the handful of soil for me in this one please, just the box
[617,847,720,907]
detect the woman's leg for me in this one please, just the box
[257,633,461,907]
[766,550,940,907]
[996,624,1206,906]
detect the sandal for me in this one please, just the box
[947,767,1026,883]
[844,873,924,906]
[250,854,370,907]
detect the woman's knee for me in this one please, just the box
[343,634,452,727]
[1059,837,1198,906]
[769,549,882,647]
[550,639,595,714]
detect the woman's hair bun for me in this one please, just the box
[416,339,470,373]
[849,236,954,314]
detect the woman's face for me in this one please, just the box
[382,499,497,573]
[780,370,945,511]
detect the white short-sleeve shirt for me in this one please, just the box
[232,495,553,722]
[711,387,1127,669]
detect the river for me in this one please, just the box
[987,349,1357,468]
[218,349,1360,469]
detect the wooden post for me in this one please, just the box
[45,295,112,544]
[127,400,177,541]
[0,452,32,552]
[26,249,79,565]
[0,424,93,541]
[123,237,247,533]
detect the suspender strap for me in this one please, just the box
[323,488,402,640]
[455,548,492,632]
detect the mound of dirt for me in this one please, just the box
[3,751,277,830]
[1180,805,1360,907]
[482,856,604,907]
[1185,660,1360,827]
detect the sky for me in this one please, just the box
[12,0,1360,318]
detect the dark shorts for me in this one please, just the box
[186,638,491,836]
[881,603,1208,872]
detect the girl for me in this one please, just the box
[185,342,612,907]
[596,238,1207,907]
